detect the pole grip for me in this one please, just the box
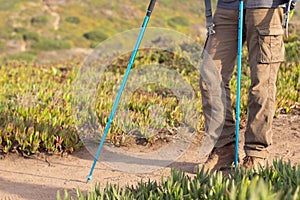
[147,0,157,16]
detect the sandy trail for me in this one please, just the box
[0,114,299,200]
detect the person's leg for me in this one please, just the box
[244,8,284,167]
[199,8,239,170]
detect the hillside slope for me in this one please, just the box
[0,0,299,62]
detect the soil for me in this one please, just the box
[0,113,299,200]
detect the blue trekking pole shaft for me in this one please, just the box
[86,0,157,183]
[235,0,244,167]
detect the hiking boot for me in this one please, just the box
[242,156,267,171]
[194,142,235,173]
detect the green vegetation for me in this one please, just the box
[0,46,201,154]
[0,61,81,155]
[83,30,108,47]
[167,16,190,28]
[1,51,37,63]
[0,30,11,40]
[0,0,299,59]
[0,0,209,55]
[0,40,6,51]
[0,40,299,155]
[10,27,72,51]
[22,31,40,42]
[11,27,39,41]
[31,37,72,51]
[83,30,108,42]
[58,160,300,199]
[0,0,39,11]
[65,16,81,24]
[31,15,49,27]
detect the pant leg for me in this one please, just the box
[244,8,284,158]
[200,8,239,148]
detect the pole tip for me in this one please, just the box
[86,175,92,183]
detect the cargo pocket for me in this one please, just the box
[257,25,285,63]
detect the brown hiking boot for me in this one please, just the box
[194,142,235,173]
[242,156,267,171]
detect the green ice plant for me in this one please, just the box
[0,39,299,156]
[61,160,300,200]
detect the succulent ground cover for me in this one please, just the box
[0,40,299,156]
[59,160,300,200]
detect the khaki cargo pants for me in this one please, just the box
[200,8,285,159]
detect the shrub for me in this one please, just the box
[0,30,11,40]
[65,16,81,24]
[23,31,40,42]
[14,27,27,33]
[31,37,72,51]
[0,40,6,51]
[2,52,37,63]
[83,30,108,42]
[31,15,49,26]
[167,16,190,28]
[89,41,99,48]
[13,28,40,41]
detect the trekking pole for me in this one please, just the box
[284,0,298,38]
[235,0,244,167]
[86,0,157,183]
[284,0,293,37]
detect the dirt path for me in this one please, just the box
[44,1,61,30]
[0,114,299,200]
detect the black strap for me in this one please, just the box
[204,0,215,35]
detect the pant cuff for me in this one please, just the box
[245,148,268,159]
[215,138,235,148]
